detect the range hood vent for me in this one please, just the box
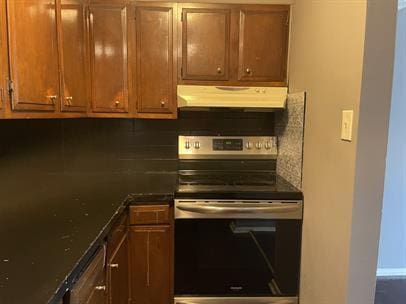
[177,85,287,111]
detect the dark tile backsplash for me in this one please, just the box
[0,111,275,175]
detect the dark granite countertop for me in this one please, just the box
[0,171,177,304]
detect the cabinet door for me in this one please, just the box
[59,0,88,112]
[89,4,128,113]
[70,248,106,304]
[181,6,231,81]
[238,6,289,83]
[6,0,59,111]
[107,234,129,304]
[130,225,171,304]
[135,3,177,117]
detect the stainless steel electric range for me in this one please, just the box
[174,136,303,304]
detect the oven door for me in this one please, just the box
[174,200,302,304]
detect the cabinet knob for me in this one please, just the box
[109,263,119,268]
[47,95,58,103]
[95,285,106,291]
[217,67,222,74]
[161,100,166,107]
[246,68,251,74]
[115,100,120,107]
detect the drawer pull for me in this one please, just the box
[47,95,58,103]
[65,96,73,106]
[95,285,106,291]
[109,263,119,269]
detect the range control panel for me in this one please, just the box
[179,136,277,159]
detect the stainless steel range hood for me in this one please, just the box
[177,85,287,111]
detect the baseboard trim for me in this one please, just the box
[377,268,406,277]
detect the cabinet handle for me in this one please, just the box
[217,67,222,74]
[47,95,58,103]
[115,100,120,107]
[65,96,73,106]
[245,68,251,74]
[95,285,106,291]
[109,263,119,268]
[160,100,166,108]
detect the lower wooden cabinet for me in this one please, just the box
[66,212,130,304]
[107,233,129,304]
[128,204,173,304]
[70,248,107,304]
[65,205,173,304]
[129,225,171,304]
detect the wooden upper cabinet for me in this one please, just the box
[238,6,290,83]
[6,0,60,111]
[107,233,129,304]
[135,3,177,118]
[89,4,128,113]
[181,6,231,81]
[59,0,88,112]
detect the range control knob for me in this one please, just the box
[265,141,272,150]
[185,141,191,149]
[194,141,200,149]
[255,142,262,150]
[245,142,253,150]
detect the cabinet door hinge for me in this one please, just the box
[180,67,183,75]
[286,15,290,26]
[181,13,183,22]
[8,80,14,94]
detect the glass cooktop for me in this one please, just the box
[178,170,277,187]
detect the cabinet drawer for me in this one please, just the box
[129,205,170,225]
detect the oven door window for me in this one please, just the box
[175,219,301,297]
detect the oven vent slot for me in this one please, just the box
[229,220,276,234]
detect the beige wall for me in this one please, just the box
[289,0,397,303]
[289,1,367,302]
[347,1,397,303]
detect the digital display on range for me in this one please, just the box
[213,139,243,151]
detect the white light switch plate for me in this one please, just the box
[341,110,354,141]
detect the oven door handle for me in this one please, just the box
[176,202,301,215]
